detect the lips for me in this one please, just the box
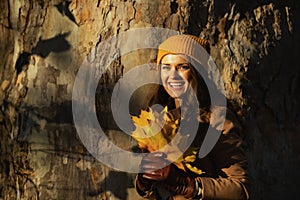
[168,82,185,89]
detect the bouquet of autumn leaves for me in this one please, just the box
[131,107,202,175]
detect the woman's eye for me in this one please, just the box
[178,65,190,70]
[161,65,171,70]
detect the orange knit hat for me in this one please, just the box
[157,34,210,68]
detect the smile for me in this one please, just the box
[168,82,185,89]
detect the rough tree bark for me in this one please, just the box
[0,0,299,199]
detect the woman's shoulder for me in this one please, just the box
[209,106,242,135]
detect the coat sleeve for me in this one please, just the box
[196,107,250,200]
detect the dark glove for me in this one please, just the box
[139,152,196,198]
[135,173,154,196]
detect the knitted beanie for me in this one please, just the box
[157,34,210,68]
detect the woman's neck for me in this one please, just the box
[174,98,182,108]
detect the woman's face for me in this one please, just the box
[160,54,191,99]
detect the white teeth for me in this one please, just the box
[169,82,184,88]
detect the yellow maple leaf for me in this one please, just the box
[131,107,202,175]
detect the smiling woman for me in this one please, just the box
[160,54,191,106]
[134,34,250,200]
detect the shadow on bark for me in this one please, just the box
[15,32,71,75]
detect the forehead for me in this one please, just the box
[161,54,190,64]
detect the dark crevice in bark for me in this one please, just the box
[7,0,12,29]
[97,0,101,7]
[15,52,30,75]
[170,0,178,14]
[22,1,33,34]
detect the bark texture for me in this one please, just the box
[0,0,299,199]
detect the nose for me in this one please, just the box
[169,67,180,79]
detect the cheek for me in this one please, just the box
[160,72,167,83]
[181,71,191,82]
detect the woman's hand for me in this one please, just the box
[140,152,171,181]
[137,152,198,198]
[135,152,166,195]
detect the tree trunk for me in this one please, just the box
[0,0,299,199]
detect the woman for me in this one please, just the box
[134,34,250,199]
